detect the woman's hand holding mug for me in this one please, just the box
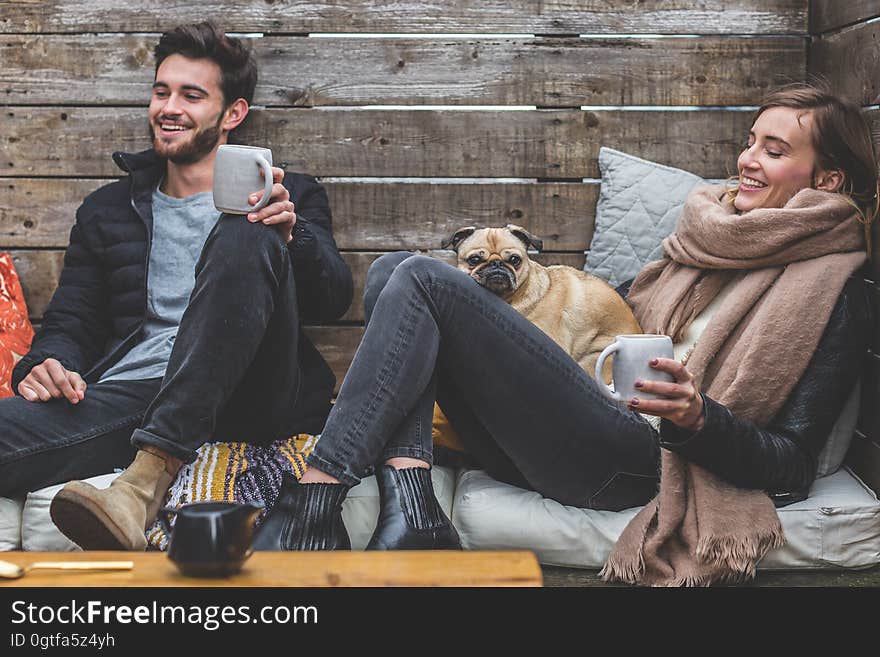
[630,357,705,433]
[594,334,705,433]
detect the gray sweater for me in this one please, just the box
[99,187,219,382]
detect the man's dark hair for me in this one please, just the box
[154,21,258,107]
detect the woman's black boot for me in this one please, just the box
[253,472,351,550]
[366,465,461,550]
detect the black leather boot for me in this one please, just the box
[252,472,351,550]
[366,465,461,550]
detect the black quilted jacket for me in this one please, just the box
[12,149,353,432]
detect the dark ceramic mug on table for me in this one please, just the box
[159,501,263,577]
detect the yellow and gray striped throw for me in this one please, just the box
[146,434,319,550]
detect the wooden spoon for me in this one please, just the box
[0,560,133,579]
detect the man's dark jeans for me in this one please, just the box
[0,216,304,496]
[307,253,661,511]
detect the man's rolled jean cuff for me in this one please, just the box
[305,452,361,487]
[131,428,198,464]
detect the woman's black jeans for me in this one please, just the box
[307,253,661,511]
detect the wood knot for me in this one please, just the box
[127,46,151,69]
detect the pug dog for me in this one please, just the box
[442,224,642,382]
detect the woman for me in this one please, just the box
[254,84,877,570]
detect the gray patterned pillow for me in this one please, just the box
[585,147,704,287]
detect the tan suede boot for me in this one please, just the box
[49,450,174,551]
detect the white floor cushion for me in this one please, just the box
[21,473,120,552]
[0,496,24,550]
[452,467,880,570]
[12,467,457,552]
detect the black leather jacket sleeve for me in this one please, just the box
[657,276,872,503]
[286,173,353,322]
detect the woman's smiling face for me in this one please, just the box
[735,106,836,213]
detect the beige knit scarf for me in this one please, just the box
[600,184,866,586]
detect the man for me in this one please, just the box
[0,22,352,551]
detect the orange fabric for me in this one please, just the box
[0,252,34,397]
[432,403,466,453]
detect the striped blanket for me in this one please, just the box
[146,434,319,550]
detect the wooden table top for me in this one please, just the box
[0,550,542,587]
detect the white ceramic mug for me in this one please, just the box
[594,334,675,402]
[212,144,274,214]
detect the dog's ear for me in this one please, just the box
[441,226,477,251]
[506,224,544,252]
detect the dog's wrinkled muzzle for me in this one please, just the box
[477,261,516,295]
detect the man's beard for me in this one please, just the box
[149,115,223,164]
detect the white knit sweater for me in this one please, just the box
[641,280,738,430]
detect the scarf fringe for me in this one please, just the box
[598,550,644,584]
[662,575,713,588]
[600,558,749,587]
[695,530,786,574]
[600,526,785,587]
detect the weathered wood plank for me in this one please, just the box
[0,34,804,107]
[262,36,803,108]
[0,178,597,250]
[810,0,880,34]
[0,178,97,247]
[0,107,754,178]
[12,249,586,323]
[846,432,880,496]
[0,1,808,35]
[327,181,596,251]
[7,249,65,321]
[303,325,362,388]
[810,20,880,106]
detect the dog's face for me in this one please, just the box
[442,224,543,298]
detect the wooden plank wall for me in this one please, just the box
[0,0,808,390]
[810,0,880,492]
